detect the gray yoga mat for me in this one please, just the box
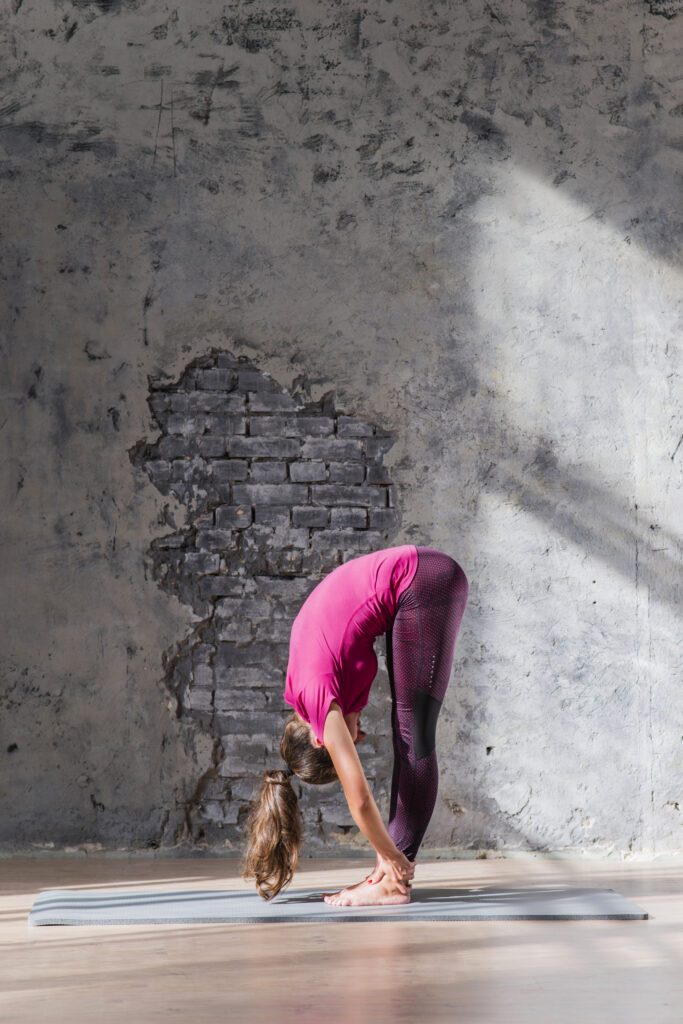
[28,885,648,925]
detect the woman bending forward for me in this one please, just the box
[242,544,469,906]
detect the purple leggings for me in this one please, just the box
[385,547,469,861]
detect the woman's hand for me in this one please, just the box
[367,849,415,893]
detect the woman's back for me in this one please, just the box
[284,544,418,743]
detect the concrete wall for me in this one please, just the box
[1,0,681,857]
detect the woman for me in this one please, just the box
[242,544,469,906]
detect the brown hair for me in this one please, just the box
[241,711,338,900]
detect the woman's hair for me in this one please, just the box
[241,711,338,901]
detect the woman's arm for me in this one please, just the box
[323,702,413,886]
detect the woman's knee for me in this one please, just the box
[412,689,442,758]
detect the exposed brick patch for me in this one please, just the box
[646,0,683,17]
[129,349,401,851]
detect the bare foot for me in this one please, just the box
[323,875,411,907]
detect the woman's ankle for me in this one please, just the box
[380,876,411,894]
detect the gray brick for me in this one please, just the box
[191,642,215,666]
[310,529,385,553]
[310,484,384,506]
[337,415,374,437]
[253,618,291,642]
[228,437,301,458]
[249,415,288,436]
[214,664,284,687]
[198,436,227,457]
[217,711,286,736]
[215,504,252,529]
[250,461,288,483]
[289,460,327,482]
[217,734,280,773]
[328,461,364,484]
[168,394,191,414]
[254,505,291,525]
[284,416,335,437]
[353,755,385,778]
[300,547,342,574]
[300,438,363,459]
[195,528,234,552]
[207,392,244,412]
[221,391,246,411]
[309,791,353,814]
[247,524,293,548]
[174,392,243,413]
[168,480,190,501]
[200,799,240,825]
[183,689,214,713]
[203,414,246,435]
[369,508,399,529]
[314,802,357,824]
[214,688,270,712]
[216,618,254,642]
[215,596,271,622]
[217,752,258,777]
[170,457,197,481]
[182,552,220,574]
[248,392,300,412]
[230,778,263,801]
[251,525,309,548]
[166,413,197,436]
[195,368,236,391]
[192,663,214,689]
[292,506,328,528]
[253,576,313,599]
[266,547,304,574]
[237,370,279,391]
[232,483,308,505]
[211,459,249,482]
[365,462,391,484]
[214,641,289,669]
[331,507,367,528]
[197,575,249,599]
[158,436,193,459]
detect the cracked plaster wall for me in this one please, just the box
[1,0,681,856]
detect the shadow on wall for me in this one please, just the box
[481,432,682,612]
[366,0,683,269]
[129,347,403,851]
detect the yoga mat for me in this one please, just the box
[28,885,648,925]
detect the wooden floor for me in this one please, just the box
[2,854,681,1023]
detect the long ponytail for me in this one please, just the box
[242,711,338,900]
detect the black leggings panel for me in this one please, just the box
[385,547,469,861]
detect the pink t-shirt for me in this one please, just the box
[283,544,418,745]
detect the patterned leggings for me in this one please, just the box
[385,547,469,861]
